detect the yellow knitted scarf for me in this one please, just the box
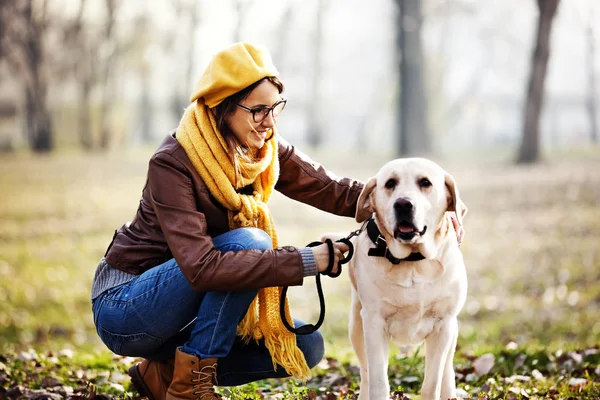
[176,99,311,380]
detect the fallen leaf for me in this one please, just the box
[57,349,74,359]
[505,375,531,383]
[531,369,545,381]
[16,350,38,362]
[505,341,518,351]
[568,377,587,386]
[108,382,124,392]
[41,376,62,388]
[473,353,495,376]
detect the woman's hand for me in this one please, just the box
[449,212,465,246]
[312,241,350,275]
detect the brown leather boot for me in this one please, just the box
[128,359,174,400]
[166,348,221,400]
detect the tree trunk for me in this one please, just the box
[139,67,153,143]
[586,8,598,144]
[79,79,93,150]
[72,0,93,150]
[25,86,53,152]
[99,0,117,150]
[306,0,325,149]
[139,4,154,144]
[234,0,253,42]
[517,0,560,164]
[272,1,294,67]
[173,0,199,121]
[24,0,53,152]
[397,0,430,156]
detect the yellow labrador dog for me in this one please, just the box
[342,158,467,400]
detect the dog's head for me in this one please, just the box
[355,158,467,259]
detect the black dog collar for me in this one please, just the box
[366,218,425,264]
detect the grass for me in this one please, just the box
[0,145,599,398]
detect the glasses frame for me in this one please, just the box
[236,99,287,123]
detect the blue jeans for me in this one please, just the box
[92,228,324,386]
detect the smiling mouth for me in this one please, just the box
[394,221,427,241]
[253,129,269,139]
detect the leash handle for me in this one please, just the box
[305,239,342,277]
[280,274,325,335]
[321,239,336,276]
[279,237,355,335]
[327,238,353,278]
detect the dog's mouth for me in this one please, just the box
[394,221,427,241]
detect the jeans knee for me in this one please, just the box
[302,330,325,368]
[235,228,273,251]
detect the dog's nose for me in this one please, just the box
[394,198,414,212]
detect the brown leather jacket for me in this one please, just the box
[104,133,363,292]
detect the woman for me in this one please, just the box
[91,42,362,400]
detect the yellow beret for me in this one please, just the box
[189,42,279,108]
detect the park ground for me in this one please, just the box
[0,146,599,399]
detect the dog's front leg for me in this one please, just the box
[349,293,370,400]
[422,317,457,400]
[361,309,390,400]
[440,318,459,400]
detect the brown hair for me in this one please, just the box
[211,76,284,185]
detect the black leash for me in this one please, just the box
[279,231,360,335]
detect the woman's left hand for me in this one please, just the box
[449,212,465,247]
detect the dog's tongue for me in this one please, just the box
[398,224,416,233]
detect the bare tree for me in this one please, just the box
[63,0,95,150]
[396,0,431,156]
[234,0,254,42]
[0,4,5,60]
[98,0,119,150]
[585,4,598,144]
[0,0,54,152]
[118,8,157,144]
[168,0,200,124]
[517,0,560,164]
[271,0,294,68]
[135,5,154,144]
[306,0,326,148]
[184,1,199,108]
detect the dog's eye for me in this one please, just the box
[384,178,397,190]
[418,178,432,188]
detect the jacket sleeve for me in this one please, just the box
[276,137,364,217]
[147,151,304,292]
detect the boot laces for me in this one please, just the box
[191,363,221,399]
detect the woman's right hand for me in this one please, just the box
[312,241,350,275]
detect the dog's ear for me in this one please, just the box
[355,176,377,223]
[444,173,467,226]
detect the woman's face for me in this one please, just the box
[225,80,283,151]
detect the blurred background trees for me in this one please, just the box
[518,0,561,163]
[1,0,54,152]
[396,0,431,156]
[0,0,598,162]
[585,2,598,144]
[1,0,599,377]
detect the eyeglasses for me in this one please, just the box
[236,99,287,123]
